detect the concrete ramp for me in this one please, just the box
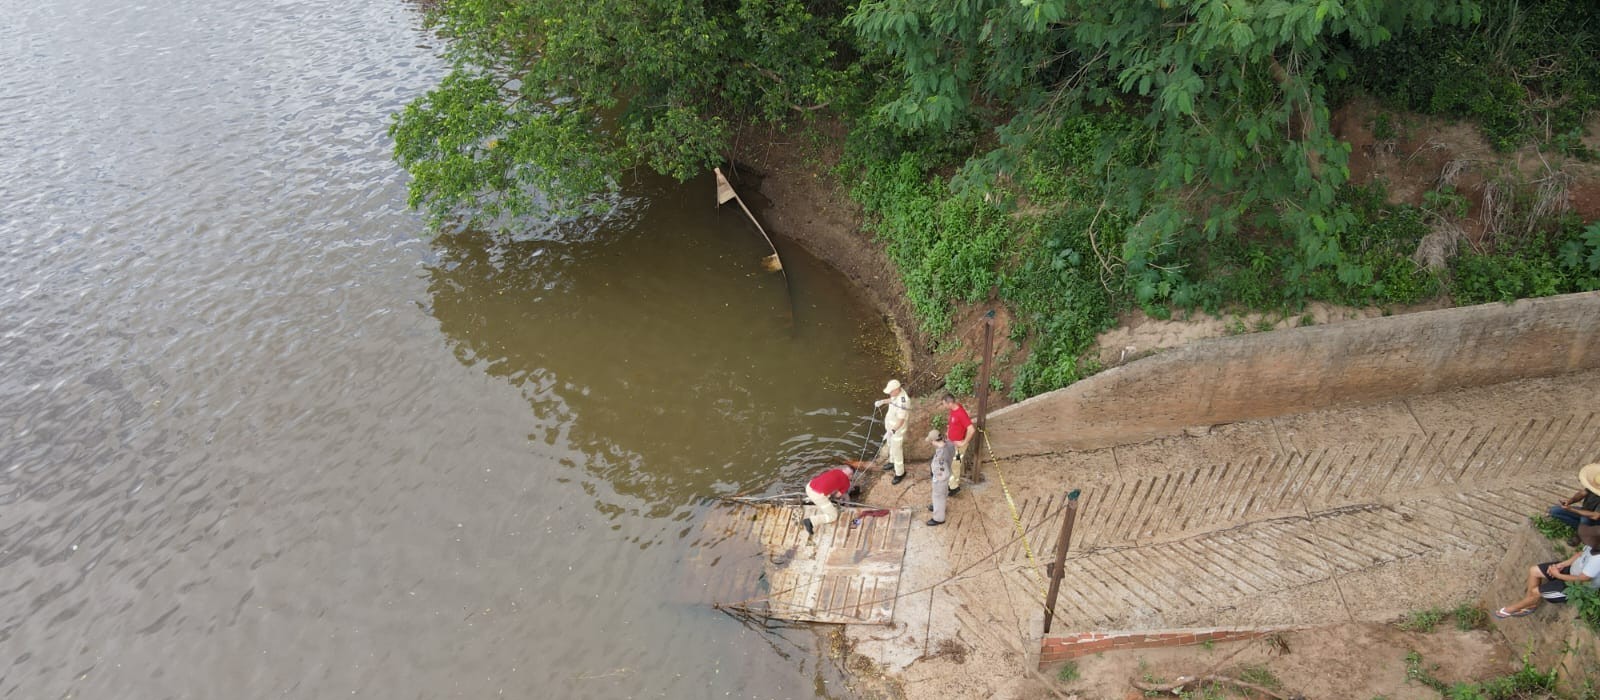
[689,502,914,624]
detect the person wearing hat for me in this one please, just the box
[924,430,954,526]
[802,463,855,537]
[1547,462,1600,531]
[873,379,911,485]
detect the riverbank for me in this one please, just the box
[736,124,1600,698]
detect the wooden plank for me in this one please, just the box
[687,502,913,624]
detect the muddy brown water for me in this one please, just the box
[0,0,897,697]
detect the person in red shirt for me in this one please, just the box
[803,464,855,536]
[941,393,975,495]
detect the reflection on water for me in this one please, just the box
[0,0,898,695]
[423,175,898,515]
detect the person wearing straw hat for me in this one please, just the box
[924,430,954,526]
[1547,462,1600,532]
[873,379,911,485]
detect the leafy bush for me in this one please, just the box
[1153,183,1439,315]
[1056,660,1080,683]
[1397,608,1446,632]
[846,113,1129,402]
[1348,0,1600,151]
[1407,651,1558,699]
[1397,604,1490,632]
[1451,604,1490,631]
[1567,582,1600,634]
[849,151,1019,340]
[1451,217,1600,305]
[945,360,977,397]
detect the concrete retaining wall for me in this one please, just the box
[991,291,1600,455]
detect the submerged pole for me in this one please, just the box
[713,167,795,324]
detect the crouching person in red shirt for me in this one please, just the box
[803,464,855,537]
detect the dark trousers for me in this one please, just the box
[1548,506,1596,529]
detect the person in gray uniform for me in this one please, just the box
[925,430,954,526]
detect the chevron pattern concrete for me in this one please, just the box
[986,410,1600,630]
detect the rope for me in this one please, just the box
[858,404,883,463]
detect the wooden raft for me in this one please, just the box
[687,502,914,625]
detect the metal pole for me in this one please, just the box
[969,311,994,483]
[1042,489,1082,634]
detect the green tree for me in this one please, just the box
[392,0,858,227]
[847,0,1482,304]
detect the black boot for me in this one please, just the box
[802,518,814,536]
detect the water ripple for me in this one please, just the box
[0,0,892,697]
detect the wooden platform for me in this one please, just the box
[687,502,914,625]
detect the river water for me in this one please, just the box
[0,0,898,697]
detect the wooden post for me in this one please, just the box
[969,311,994,483]
[1042,489,1082,634]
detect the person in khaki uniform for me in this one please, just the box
[873,379,910,485]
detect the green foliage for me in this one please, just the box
[1568,582,1600,634]
[1398,604,1492,632]
[849,0,1481,314]
[1452,604,1491,631]
[1349,0,1600,151]
[850,152,1013,337]
[1423,187,1470,221]
[1056,660,1080,683]
[1397,608,1446,632]
[392,0,858,227]
[1451,216,1600,305]
[1533,513,1579,545]
[1407,651,1558,699]
[848,114,1127,401]
[1236,664,1282,690]
[1371,112,1399,141]
[1150,182,1439,315]
[945,360,978,397]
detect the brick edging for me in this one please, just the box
[1038,627,1294,666]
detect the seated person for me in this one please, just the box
[1495,538,1600,618]
[1547,461,1600,529]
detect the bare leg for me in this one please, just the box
[1503,565,1549,613]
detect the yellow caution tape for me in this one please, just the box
[987,428,1047,600]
